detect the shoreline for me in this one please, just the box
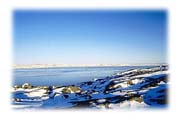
[12,65,168,109]
[13,63,167,69]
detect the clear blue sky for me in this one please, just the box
[14,10,167,65]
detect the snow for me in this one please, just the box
[132,78,143,84]
[24,89,47,98]
[12,65,168,109]
[97,99,106,103]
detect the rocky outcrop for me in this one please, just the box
[62,86,81,94]
[12,65,168,109]
[22,83,32,89]
[143,84,167,106]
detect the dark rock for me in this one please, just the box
[143,84,168,106]
[63,94,69,99]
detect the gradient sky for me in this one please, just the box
[14,10,167,65]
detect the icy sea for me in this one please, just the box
[13,66,154,86]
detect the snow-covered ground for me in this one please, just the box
[11,65,168,110]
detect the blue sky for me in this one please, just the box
[14,10,167,65]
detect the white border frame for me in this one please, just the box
[0,0,180,117]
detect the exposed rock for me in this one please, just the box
[127,80,133,85]
[22,83,32,89]
[39,86,49,90]
[143,84,167,106]
[63,94,69,99]
[62,86,81,94]
[12,98,21,102]
[130,96,143,103]
[13,85,21,90]
[12,65,169,109]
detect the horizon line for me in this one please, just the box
[13,63,168,69]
